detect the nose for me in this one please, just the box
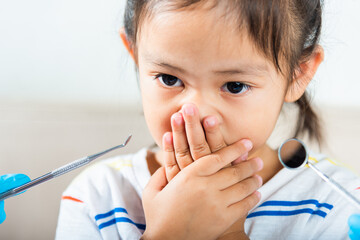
[179,92,220,122]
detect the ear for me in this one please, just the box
[119,28,136,62]
[285,45,324,102]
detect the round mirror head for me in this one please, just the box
[278,138,308,169]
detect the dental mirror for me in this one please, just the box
[278,138,360,210]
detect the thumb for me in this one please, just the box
[144,167,168,198]
[0,174,30,193]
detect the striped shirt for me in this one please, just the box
[55,148,360,239]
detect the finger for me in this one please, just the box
[181,103,211,160]
[0,201,5,224]
[226,191,261,219]
[349,214,360,232]
[162,132,180,182]
[203,115,227,153]
[143,167,167,200]
[171,112,193,169]
[0,174,30,194]
[194,139,253,176]
[214,157,263,190]
[349,229,360,240]
[231,152,248,165]
[220,175,262,206]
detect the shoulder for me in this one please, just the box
[63,147,150,201]
[309,151,360,189]
[245,151,359,239]
[264,150,360,203]
[56,148,150,239]
[308,151,360,204]
[263,151,359,193]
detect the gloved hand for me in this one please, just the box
[0,174,30,224]
[349,214,360,240]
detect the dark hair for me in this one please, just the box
[124,0,323,144]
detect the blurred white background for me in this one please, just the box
[0,0,359,107]
[0,0,359,239]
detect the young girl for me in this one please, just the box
[55,0,360,239]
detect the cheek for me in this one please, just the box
[142,102,172,147]
[223,94,283,151]
[139,78,175,148]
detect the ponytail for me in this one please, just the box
[294,92,323,144]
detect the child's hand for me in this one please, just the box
[163,103,231,182]
[162,103,262,239]
[141,139,262,240]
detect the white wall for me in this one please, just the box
[0,0,360,107]
[0,0,139,106]
[314,0,360,107]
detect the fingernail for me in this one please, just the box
[241,139,253,151]
[256,175,263,186]
[255,191,261,199]
[232,152,248,165]
[205,117,216,127]
[172,113,183,125]
[255,157,264,171]
[163,132,172,144]
[183,104,194,116]
[240,152,248,161]
[232,157,241,165]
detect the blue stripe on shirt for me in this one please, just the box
[98,217,146,230]
[258,199,333,210]
[95,207,128,221]
[247,208,328,218]
[247,199,333,219]
[95,207,145,231]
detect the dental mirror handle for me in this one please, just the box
[308,163,360,210]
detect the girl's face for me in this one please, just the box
[136,7,288,157]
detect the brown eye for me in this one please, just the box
[157,74,183,87]
[221,82,250,94]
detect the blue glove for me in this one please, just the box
[0,174,30,224]
[349,214,360,240]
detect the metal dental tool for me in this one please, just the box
[278,138,360,210]
[0,135,132,201]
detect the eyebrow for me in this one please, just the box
[154,62,186,73]
[213,64,269,76]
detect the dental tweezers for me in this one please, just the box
[0,135,132,201]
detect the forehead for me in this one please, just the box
[137,6,273,73]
